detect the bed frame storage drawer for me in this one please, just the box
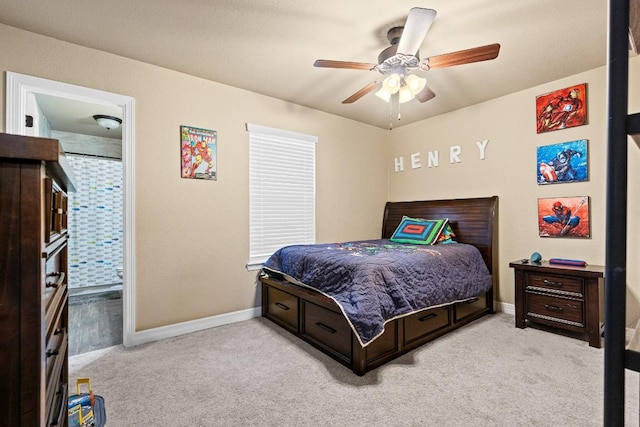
[365,322,399,363]
[455,293,487,322]
[302,301,352,361]
[265,285,299,332]
[404,306,451,345]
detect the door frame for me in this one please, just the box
[6,71,137,347]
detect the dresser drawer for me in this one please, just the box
[302,301,352,360]
[47,382,68,427]
[45,325,67,419]
[265,286,299,331]
[404,306,450,344]
[44,236,67,320]
[525,272,583,296]
[45,304,67,385]
[455,293,487,322]
[527,292,584,326]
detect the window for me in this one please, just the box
[247,123,317,269]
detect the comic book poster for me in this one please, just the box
[538,196,590,238]
[536,83,587,133]
[181,126,217,180]
[537,139,588,185]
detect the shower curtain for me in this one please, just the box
[67,155,123,288]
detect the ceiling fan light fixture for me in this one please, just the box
[398,86,415,104]
[375,88,392,102]
[405,74,427,95]
[93,114,122,130]
[382,73,401,94]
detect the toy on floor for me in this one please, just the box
[68,377,106,427]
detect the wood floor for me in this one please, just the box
[68,290,122,355]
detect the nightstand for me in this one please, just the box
[509,260,604,348]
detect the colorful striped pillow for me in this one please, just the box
[390,216,448,245]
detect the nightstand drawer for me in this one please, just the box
[526,272,583,295]
[527,292,584,326]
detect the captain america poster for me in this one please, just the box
[537,139,588,185]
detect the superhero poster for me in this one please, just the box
[537,139,588,185]
[538,196,590,238]
[181,126,217,180]
[536,83,587,134]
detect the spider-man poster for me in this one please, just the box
[536,83,587,134]
[538,196,590,238]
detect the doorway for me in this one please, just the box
[5,71,137,348]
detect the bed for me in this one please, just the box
[259,196,498,375]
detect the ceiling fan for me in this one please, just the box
[314,7,501,105]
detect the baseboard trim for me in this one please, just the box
[496,301,515,315]
[126,307,262,347]
[127,302,516,348]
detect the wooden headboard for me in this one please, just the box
[382,196,499,277]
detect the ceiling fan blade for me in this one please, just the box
[314,59,377,70]
[423,43,501,69]
[415,85,436,103]
[396,8,437,56]
[342,81,380,104]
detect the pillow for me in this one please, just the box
[390,216,448,245]
[436,223,457,244]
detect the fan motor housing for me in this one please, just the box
[378,26,420,65]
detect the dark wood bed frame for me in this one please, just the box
[260,196,499,375]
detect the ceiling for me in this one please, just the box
[34,93,123,139]
[0,0,614,130]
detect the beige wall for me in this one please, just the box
[0,24,389,331]
[388,57,640,324]
[2,23,639,330]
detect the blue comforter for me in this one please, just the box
[262,239,492,346]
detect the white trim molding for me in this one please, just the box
[496,301,515,315]
[5,71,137,347]
[128,307,262,347]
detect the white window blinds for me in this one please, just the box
[247,123,317,269]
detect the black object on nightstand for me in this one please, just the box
[509,259,605,348]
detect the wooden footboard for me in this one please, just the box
[260,196,498,375]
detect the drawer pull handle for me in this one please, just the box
[464,297,479,305]
[54,327,65,335]
[418,313,437,322]
[543,279,563,287]
[275,302,290,311]
[46,272,65,288]
[316,322,337,334]
[46,349,59,358]
[544,304,564,313]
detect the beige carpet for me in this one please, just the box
[69,313,639,426]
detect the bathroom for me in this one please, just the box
[52,124,124,356]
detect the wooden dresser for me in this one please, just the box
[0,133,75,426]
[509,259,604,347]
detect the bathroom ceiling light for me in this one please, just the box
[93,114,122,130]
